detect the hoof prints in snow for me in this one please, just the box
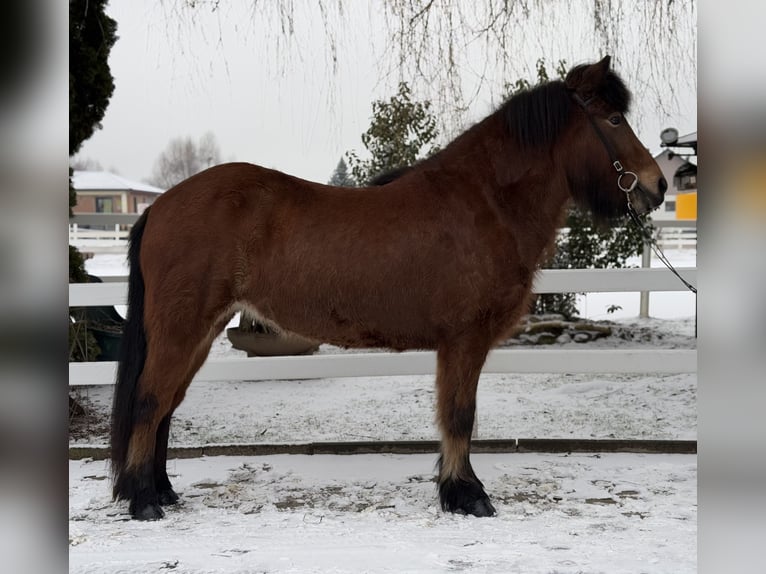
[184,462,432,516]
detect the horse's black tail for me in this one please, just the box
[110,207,151,500]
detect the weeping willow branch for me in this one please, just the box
[170,0,696,133]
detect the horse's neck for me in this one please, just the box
[494,171,570,268]
[443,114,571,263]
[449,111,569,194]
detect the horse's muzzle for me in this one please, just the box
[631,180,666,215]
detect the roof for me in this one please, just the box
[675,162,697,177]
[72,171,164,194]
[676,131,697,146]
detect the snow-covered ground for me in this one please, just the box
[70,453,696,573]
[69,248,697,573]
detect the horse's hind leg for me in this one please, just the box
[435,336,496,517]
[154,413,178,505]
[152,397,192,506]
[124,319,224,519]
[154,311,234,509]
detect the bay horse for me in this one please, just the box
[111,56,666,520]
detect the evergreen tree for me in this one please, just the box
[69,0,118,157]
[346,82,439,185]
[69,0,117,221]
[328,157,356,187]
[69,0,118,364]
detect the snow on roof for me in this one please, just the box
[72,170,164,194]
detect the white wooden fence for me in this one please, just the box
[69,223,130,242]
[69,214,137,254]
[656,225,697,249]
[70,215,698,253]
[69,266,697,387]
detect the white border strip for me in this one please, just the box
[69,349,696,386]
[69,267,698,307]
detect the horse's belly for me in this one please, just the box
[241,227,533,350]
[254,293,442,351]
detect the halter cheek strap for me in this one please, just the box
[573,94,639,205]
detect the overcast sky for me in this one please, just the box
[76,1,697,186]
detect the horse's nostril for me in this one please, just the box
[658,177,668,195]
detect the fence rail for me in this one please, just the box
[69,215,698,253]
[70,348,697,387]
[656,227,697,249]
[68,267,697,307]
[69,266,697,387]
[70,213,141,226]
[69,223,130,242]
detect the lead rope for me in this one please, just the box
[626,206,697,294]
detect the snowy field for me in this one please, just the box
[70,453,696,573]
[69,249,697,573]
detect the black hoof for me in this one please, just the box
[158,488,180,506]
[439,477,497,517]
[462,495,496,517]
[131,501,165,521]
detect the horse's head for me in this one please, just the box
[564,56,666,218]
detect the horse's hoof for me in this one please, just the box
[158,488,180,506]
[465,496,496,517]
[439,478,497,517]
[132,502,165,521]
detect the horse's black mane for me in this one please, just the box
[371,63,633,183]
[503,66,631,149]
[503,81,572,149]
[369,166,410,186]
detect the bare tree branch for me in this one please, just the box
[165,0,696,136]
[150,131,222,188]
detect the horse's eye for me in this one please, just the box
[609,115,622,126]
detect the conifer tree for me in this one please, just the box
[328,157,356,187]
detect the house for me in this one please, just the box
[71,170,164,215]
[652,131,697,221]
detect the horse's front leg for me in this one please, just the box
[435,337,496,517]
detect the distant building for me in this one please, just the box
[71,171,164,215]
[652,131,697,221]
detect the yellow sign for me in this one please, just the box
[676,192,697,220]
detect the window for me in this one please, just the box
[678,174,696,190]
[95,197,114,213]
[665,200,676,212]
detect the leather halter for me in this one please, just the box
[572,93,697,295]
[572,93,639,205]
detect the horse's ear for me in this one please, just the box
[585,55,612,86]
[597,55,612,74]
[565,56,612,98]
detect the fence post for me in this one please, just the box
[639,241,651,318]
